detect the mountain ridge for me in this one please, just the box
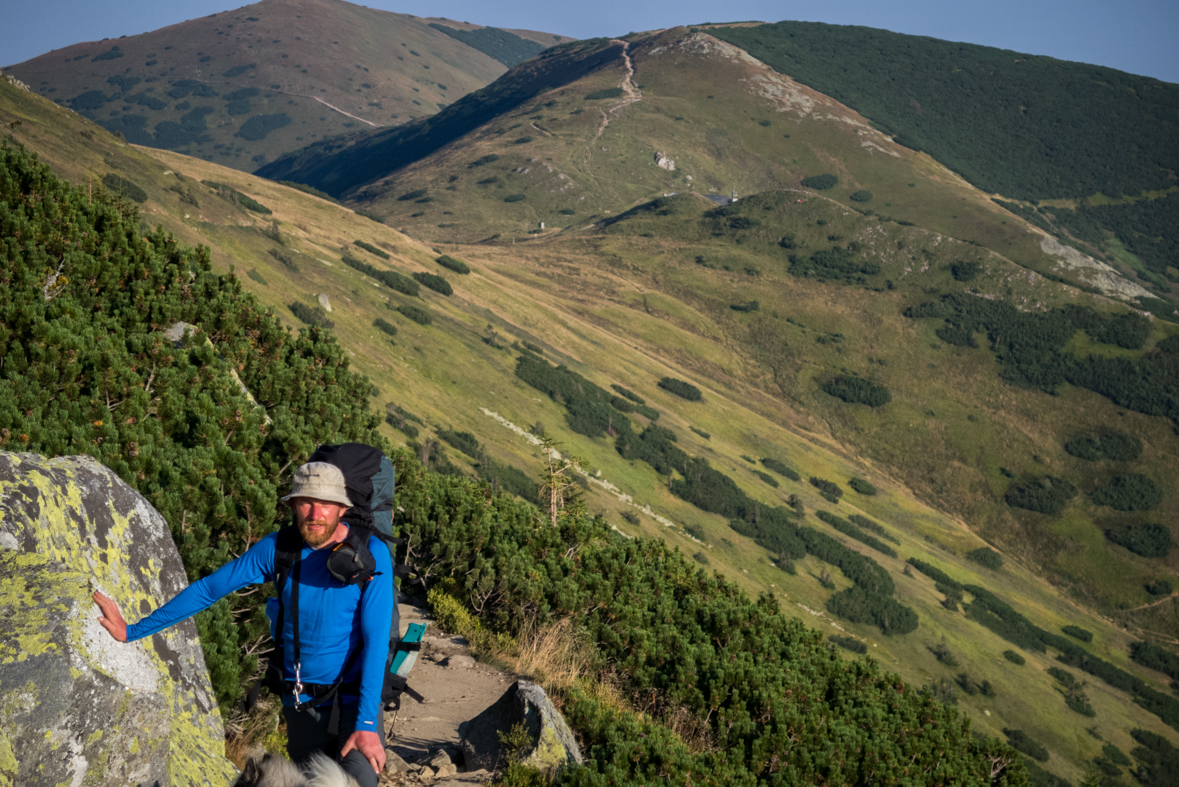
[4,0,574,172]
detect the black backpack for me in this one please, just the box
[262,443,422,719]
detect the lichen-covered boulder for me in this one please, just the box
[0,451,236,786]
[459,680,582,776]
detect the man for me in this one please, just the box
[94,462,393,786]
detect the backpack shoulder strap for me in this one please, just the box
[266,526,305,690]
[273,525,304,590]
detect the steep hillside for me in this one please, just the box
[709,21,1179,202]
[3,0,572,171]
[5,39,1179,783]
[261,24,1177,317]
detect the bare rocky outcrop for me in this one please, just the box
[0,451,236,786]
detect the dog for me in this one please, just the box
[233,752,360,787]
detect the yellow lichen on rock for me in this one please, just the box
[0,451,237,786]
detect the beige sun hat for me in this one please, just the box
[281,462,353,507]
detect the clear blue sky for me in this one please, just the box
[5,0,1178,84]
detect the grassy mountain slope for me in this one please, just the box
[262,29,1160,307]
[5,35,1179,781]
[4,0,573,171]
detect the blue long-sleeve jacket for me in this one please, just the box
[127,527,394,730]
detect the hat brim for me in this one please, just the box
[281,490,353,507]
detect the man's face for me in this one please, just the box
[291,498,349,548]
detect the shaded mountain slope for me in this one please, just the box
[4,0,573,171]
[256,38,624,195]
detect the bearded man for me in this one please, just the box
[94,462,393,786]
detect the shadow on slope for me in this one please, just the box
[255,39,623,197]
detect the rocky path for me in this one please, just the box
[591,40,642,144]
[379,603,514,786]
[582,40,644,197]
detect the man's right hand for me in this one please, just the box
[93,592,128,642]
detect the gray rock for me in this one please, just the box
[429,750,457,777]
[317,293,332,312]
[162,320,200,345]
[458,680,583,776]
[442,654,476,670]
[0,451,236,786]
[385,749,412,774]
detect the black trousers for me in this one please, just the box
[283,700,384,787]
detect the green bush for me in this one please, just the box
[1065,432,1143,461]
[1003,729,1049,762]
[101,173,147,203]
[1105,523,1173,558]
[1003,650,1026,665]
[397,303,432,325]
[809,477,843,499]
[611,384,644,404]
[558,208,576,215]
[435,254,470,274]
[235,113,291,141]
[398,189,428,201]
[269,248,297,272]
[1131,641,1179,681]
[657,377,702,401]
[849,190,873,202]
[245,269,267,285]
[289,301,333,328]
[1004,476,1078,515]
[469,154,500,167]
[848,477,876,495]
[584,87,624,100]
[966,547,1003,570]
[802,174,839,190]
[762,458,800,481]
[93,47,124,62]
[503,193,526,203]
[848,514,900,544]
[1146,578,1174,595]
[412,271,453,296]
[1062,625,1093,643]
[437,428,481,458]
[633,404,660,421]
[202,181,271,213]
[1092,473,1163,511]
[829,635,868,654]
[514,136,534,144]
[609,396,634,413]
[373,318,398,338]
[951,260,981,281]
[816,510,897,557]
[689,426,710,439]
[754,470,779,488]
[341,255,420,297]
[354,239,390,259]
[384,405,420,438]
[822,375,891,406]
[279,180,340,203]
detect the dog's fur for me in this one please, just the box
[233,752,359,787]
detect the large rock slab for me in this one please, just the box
[0,451,236,786]
[458,680,582,776]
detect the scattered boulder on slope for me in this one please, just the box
[459,679,582,775]
[0,450,236,787]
